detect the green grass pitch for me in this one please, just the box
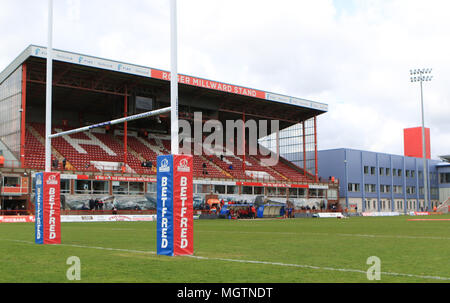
[1,215,449,283]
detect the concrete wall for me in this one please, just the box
[439,188,450,203]
[0,139,18,163]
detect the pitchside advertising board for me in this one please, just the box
[35,172,61,245]
[157,155,194,256]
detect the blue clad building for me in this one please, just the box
[317,148,445,213]
[437,159,450,207]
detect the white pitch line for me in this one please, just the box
[1,238,450,281]
[197,230,450,241]
[335,232,450,241]
[1,239,157,255]
[185,254,450,281]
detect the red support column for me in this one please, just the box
[123,86,128,167]
[20,64,27,168]
[314,116,318,182]
[302,121,306,176]
[242,112,246,174]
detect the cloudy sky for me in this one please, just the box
[1,0,449,159]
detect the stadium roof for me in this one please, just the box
[1,45,328,110]
[439,155,450,163]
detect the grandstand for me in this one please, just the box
[0,45,339,214]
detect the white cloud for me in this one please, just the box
[0,0,449,159]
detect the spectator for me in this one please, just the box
[52,159,59,169]
[320,200,325,211]
[60,195,65,211]
[94,199,99,210]
[112,205,118,215]
[98,200,104,210]
[89,198,95,210]
[211,206,217,215]
[83,183,89,194]
[62,158,67,170]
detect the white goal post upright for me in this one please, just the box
[45,0,53,172]
[156,0,194,257]
[170,0,179,155]
[36,0,61,246]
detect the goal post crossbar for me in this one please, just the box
[49,107,171,139]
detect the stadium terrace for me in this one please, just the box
[0,45,337,218]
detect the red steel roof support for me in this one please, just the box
[314,116,318,182]
[20,63,27,168]
[124,85,128,167]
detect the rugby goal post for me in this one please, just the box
[38,0,193,255]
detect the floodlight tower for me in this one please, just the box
[410,68,433,211]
